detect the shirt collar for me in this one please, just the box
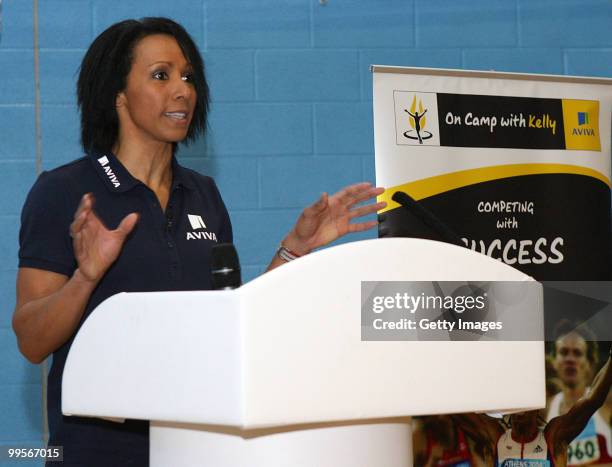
[89,151,195,193]
[170,156,196,191]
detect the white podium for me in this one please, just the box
[62,238,545,466]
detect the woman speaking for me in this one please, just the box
[12,17,384,466]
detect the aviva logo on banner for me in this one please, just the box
[562,100,600,151]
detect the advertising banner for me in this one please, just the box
[373,67,612,280]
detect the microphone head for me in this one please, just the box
[210,243,242,290]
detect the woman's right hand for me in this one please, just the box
[13,194,138,363]
[70,193,139,283]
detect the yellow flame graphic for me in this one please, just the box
[408,95,426,129]
[419,100,426,129]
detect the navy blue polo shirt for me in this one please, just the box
[19,152,232,466]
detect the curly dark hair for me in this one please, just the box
[77,17,209,153]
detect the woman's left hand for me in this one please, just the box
[282,182,386,256]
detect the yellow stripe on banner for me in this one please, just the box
[377,163,611,213]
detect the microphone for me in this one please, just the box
[211,243,242,290]
[391,191,465,248]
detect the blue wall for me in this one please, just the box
[1,0,610,457]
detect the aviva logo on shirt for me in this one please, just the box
[97,155,121,187]
[186,214,217,241]
[561,99,600,151]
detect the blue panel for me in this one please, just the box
[39,0,93,48]
[241,265,264,284]
[0,217,20,271]
[205,50,254,102]
[0,52,35,105]
[0,449,44,467]
[231,209,300,264]
[234,208,377,265]
[39,51,84,105]
[313,0,415,47]
[464,49,564,75]
[206,0,309,48]
[207,104,312,155]
[520,0,612,47]
[40,105,82,168]
[566,50,612,78]
[0,330,39,384]
[0,107,36,160]
[93,0,204,45]
[256,50,360,101]
[360,49,462,99]
[259,156,363,208]
[176,138,209,159]
[0,383,42,441]
[362,154,376,185]
[0,163,37,216]
[0,270,16,328]
[416,0,517,47]
[361,49,462,69]
[178,157,259,210]
[314,103,373,155]
[0,0,33,49]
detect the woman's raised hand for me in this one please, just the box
[283,182,386,255]
[69,194,138,283]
